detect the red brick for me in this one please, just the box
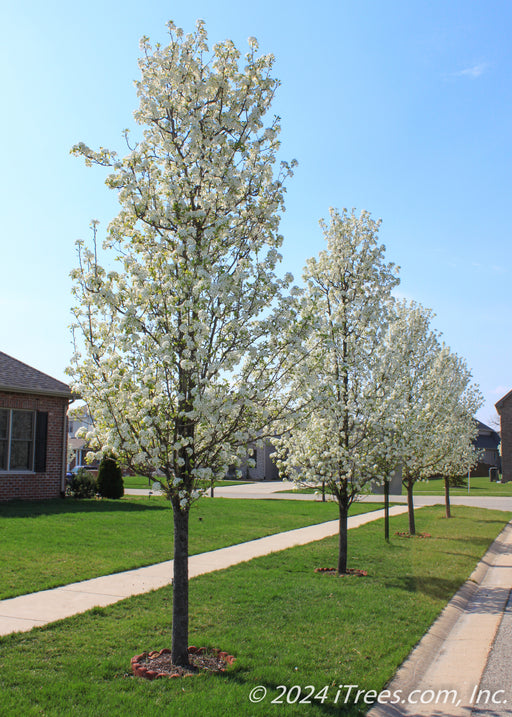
[496,391,512,483]
[0,391,69,502]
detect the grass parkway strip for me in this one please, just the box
[0,506,404,635]
[0,497,380,599]
[0,505,509,716]
[279,475,512,498]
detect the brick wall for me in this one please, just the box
[497,394,512,483]
[0,391,69,501]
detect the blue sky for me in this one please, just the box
[1,0,511,424]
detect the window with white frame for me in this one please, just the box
[0,409,36,472]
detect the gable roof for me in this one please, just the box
[475,419,498,434]
[0,352,71,398]
[474,419,500,449]
[496,388,512,411]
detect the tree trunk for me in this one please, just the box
[444,477,451,519]
[172,369,195,666]
[406,480,416,535]
[171,503,190,666]
[210,481,214,498]
[322,479,326,502]
[384,478,390,542]
[337,500,349,574]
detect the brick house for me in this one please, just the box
[0,351,72,501]
[496,389,512,483]
[464,420,501,478]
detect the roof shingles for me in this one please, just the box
[0,352,71,397]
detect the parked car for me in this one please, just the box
[66,465,99,482]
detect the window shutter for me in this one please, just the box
[34,411,48,473]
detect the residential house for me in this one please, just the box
[371,467,402,495]
[68,407,95,469]
[0,351,72,501]
[236,440,279,481]
[496,390,512,482]
[473,420,501,476]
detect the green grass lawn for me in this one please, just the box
[0,505,508,716]
[0,497,380,600]
[278,486,332,495]
[414,475,512,496]
[122,475,250,489]
[281,475,512,498]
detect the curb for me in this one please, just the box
[367,520,512,716]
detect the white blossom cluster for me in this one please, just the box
[273,210,482,523]
[377,300,482,494]
[69,21,298,511]
[273,208,401,507]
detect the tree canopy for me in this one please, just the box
[70,20,295,666]
[275,208,400,573]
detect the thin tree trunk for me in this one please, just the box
[171,503,189,666]
[210,481,214,498]
[322,479,326,502]
[337,500,349,574]
[444,477,451,519]
[406,480,416,535]
[384,478,390,542]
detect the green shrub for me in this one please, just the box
[96,455,124,499]
[66,469,97,499]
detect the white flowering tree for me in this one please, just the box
[386,301,482,532]
[375,301,440,534]
[69,21,296,666]
[422,353,482,519]
[274,208,400,574]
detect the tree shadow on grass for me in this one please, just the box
[383,575,465,602]
[384,575,511,616]
[0,498,169,519]
[468,517,512,523]
[441,536,499,547]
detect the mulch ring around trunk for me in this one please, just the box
[394,531,432,539]
[131,646,236,680]
[314,567,368,577]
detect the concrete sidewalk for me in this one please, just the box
[367,519,512,717]
[125,480,512,512]
[4,489,512,715]
[0,505,407,637]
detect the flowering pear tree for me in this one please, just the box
[274,208,400,574]
[387,301,482,532]
[422,353,482,519]
[69,21,296,666]
[375,301,441,534]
